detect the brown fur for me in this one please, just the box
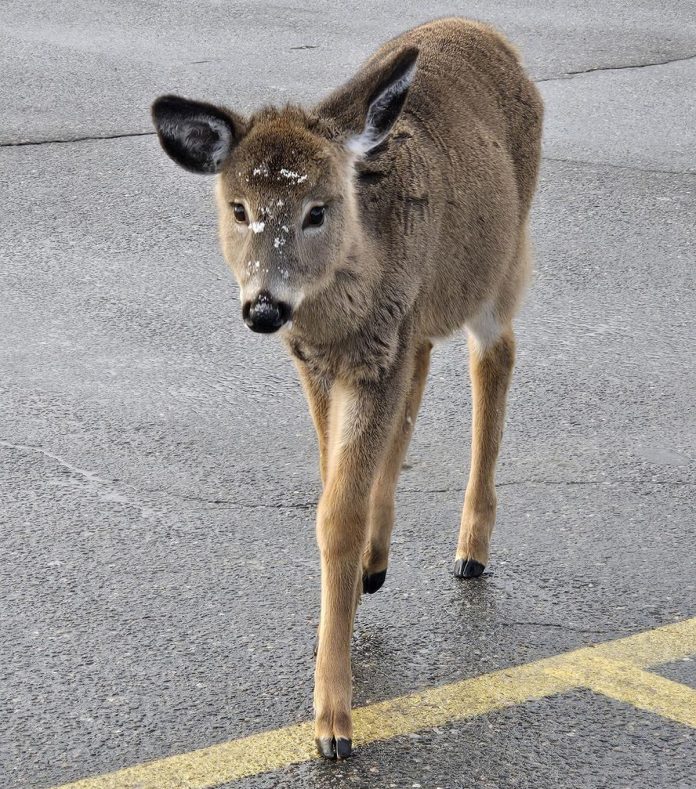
[152,17,543,758]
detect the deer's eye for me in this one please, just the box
[231,203,247,223]
[304,205,326,228]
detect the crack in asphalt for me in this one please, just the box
[503,620,615,635]
[153,490,317,510]
[3,129,692,177]
[2,51,694,149]
[0,442,315,512]
[499,479,695,487]
[0,131,156,148]
[0,440,159,518]
[0,439,111,485]
[0,440,315,511]
[152,475,695,509]
[537,51,696,82]
[2,441,691,517]
[542,156,696,177]
[402,479,693,495]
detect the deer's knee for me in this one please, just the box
[317,492,368,559]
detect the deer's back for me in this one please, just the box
[354,18,543,337]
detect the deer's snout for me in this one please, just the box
[242,291,292,334]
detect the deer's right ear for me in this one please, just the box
[151,95,242,174]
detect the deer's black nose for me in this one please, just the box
[242,291,292,333]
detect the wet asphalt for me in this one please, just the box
[1,2,695,787]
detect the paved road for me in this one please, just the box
[1,2,695,787]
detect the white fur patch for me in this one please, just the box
[208,118,232,168]
[467,302,502,356]
[249,221,265,234]
[346,61,416,157]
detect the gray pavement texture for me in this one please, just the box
[1,2,695,788]
[241,692,696,789]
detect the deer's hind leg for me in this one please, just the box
[454,310,515,579]
[362,339,432,594]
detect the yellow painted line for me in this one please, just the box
[53,667,574,789]
[54,617,696,789]
[548,655,696,729]
[592,615,696,668]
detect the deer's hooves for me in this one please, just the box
[362,568,387,594]
[316,736,352,760]
[453,558,485,579]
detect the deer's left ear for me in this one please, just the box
[151,95,244,174]
[317,47,418,157]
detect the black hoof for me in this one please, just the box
[316,736,335,759]
[454,558,485,579]
[315,736,352,760]
[336,737,352,759]
[363,568,387,594]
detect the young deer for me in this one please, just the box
[152,17,542,760]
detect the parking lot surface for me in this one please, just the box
[1,2,695,787]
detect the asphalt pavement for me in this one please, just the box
[1,2,695,788]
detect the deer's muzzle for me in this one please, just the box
[242,291,292,334]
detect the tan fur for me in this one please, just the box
[458,328,516,565]
[364,339,432,576]
[153,16,543,758]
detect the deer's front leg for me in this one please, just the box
[295,360,331,486]
[363,339,432,593]
[314,366,410,760]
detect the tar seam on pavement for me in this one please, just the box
[53,617,696,789]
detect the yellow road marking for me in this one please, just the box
[548,655,696,729]
[54,617,696,789]
[593,616,696,667]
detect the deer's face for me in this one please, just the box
[151,46,417,334]
[215,117,355,333]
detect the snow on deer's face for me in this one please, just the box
[215,110,358,333]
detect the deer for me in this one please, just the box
[151,16,543,760]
